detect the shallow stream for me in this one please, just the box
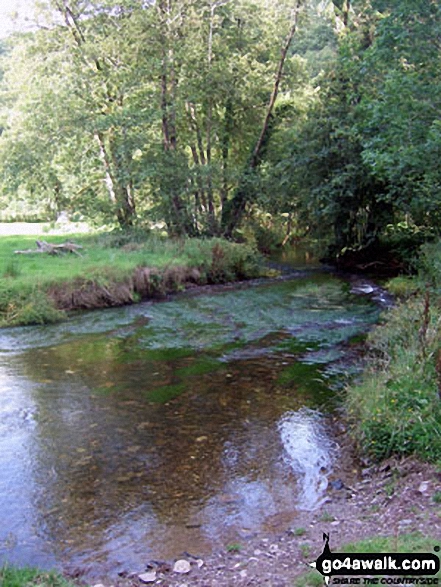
[0,254,388,579]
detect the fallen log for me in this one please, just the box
[15,240,84,256]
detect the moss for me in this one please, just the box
[175,357,224,377]
[146,382,187,403]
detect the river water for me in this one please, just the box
[0,254,387,579]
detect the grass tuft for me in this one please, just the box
[0,565,77,587]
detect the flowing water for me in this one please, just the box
[0,258,388,579]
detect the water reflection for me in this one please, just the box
[278,409,338,510]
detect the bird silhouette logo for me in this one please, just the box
[309,533,333,585]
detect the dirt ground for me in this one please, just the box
[81,455,441,587]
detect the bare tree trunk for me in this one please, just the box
[95,132,119,207]
[222,0,303,237]
[157,0,195,236]
[220,97,233,213]
[186,103,209,215]
[343,0,350,28]
[55,0,137,228]
[94,131,135,228]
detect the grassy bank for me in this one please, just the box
[0,231,262,327]
[0,565,78,587]
[346,240,441,464]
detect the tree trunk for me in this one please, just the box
[157,0,195,237]
[94,131,135,228]
[55,0,136,228]
[221,0,303,237]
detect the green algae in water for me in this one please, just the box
[146,382,187,403]
[175,357,224,378]
[278,362,329,394]
[94,383,126,395]
[300,347,345,365]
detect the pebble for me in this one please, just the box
[173,560,191,574]
[418,481,429,493]
[138,571,157,583]
[330,479,345,490]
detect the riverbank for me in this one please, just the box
[1,235,440,587]
[345,240,441,465]
[2,456,439,587]
[12,456,436,587]
[0,232,262,327]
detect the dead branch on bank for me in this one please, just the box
[14,240,84,257]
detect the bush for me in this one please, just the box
[384,276,419,298]
[418,240,441,289]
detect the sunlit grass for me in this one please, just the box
[0,231,262,326]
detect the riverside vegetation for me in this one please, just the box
[346,241,441,465]
[0,231,262,326]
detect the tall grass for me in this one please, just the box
[0,232,262,326]
[346,241,441,463]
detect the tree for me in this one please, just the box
[0,0,319,234]
[356,0,441,228]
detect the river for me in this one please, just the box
[0,251,389,580]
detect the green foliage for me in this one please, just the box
[0,0,314,234]
[357,0,441,227]
[381,221,436,265]
[418,241,441,289]
[0,281,64,326]
[0,0,439,250]
[259,0,441,256]
[384,276,419,298]
[346,295,441,462]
